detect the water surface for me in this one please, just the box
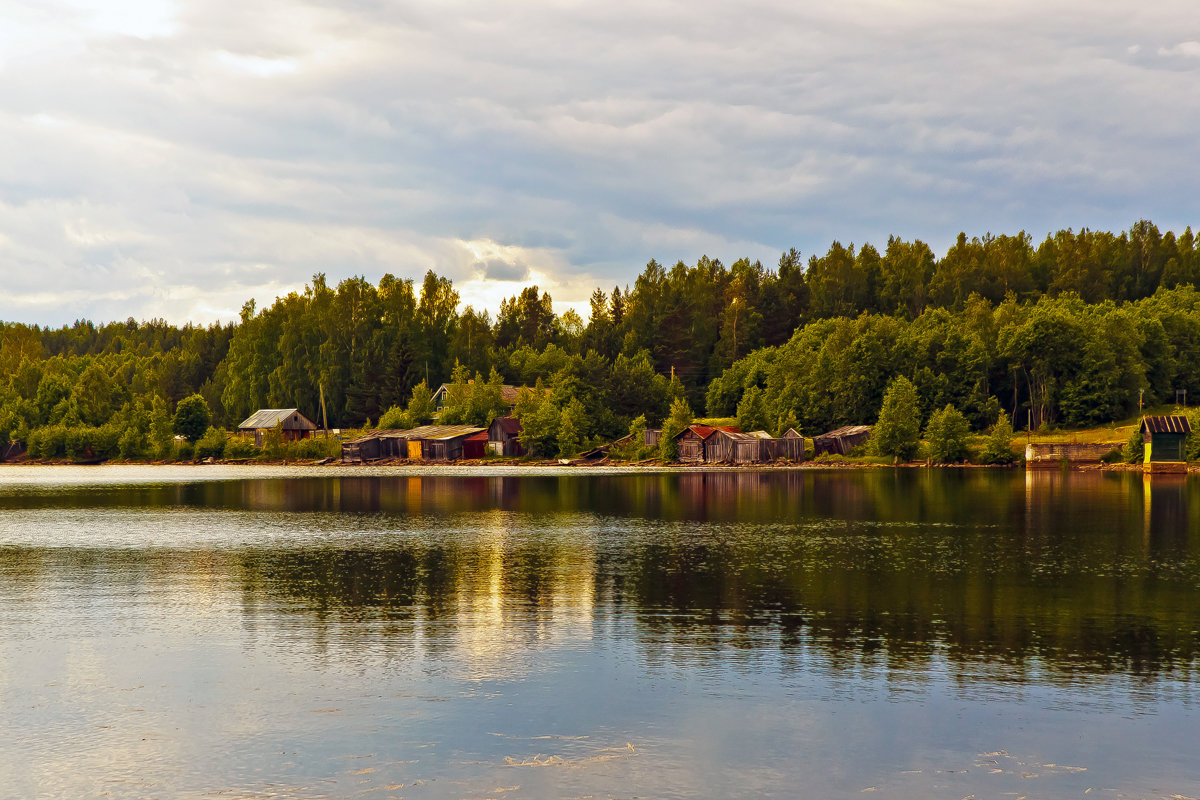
[1,466,1198,799]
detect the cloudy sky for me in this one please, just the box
[2,0,1198,325]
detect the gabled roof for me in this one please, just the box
[490,416,522,435]
[238,408,317,430]
[675,424,741,440]
[347,424,485,444]
[817,425,872,438]
[433,383,542,405]
[1141,415,1192,434]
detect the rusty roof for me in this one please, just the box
[1140,415,1192,434]
[348,424,485,444]
[490,416,522,435]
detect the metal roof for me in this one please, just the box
[349,424,485,444]
[1141,415,1192,434]
[490,416,522,435]
[817,425,872,438]
[238,408,317,430]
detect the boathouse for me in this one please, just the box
[1140,415,1191,473]
[238,408,319,447]
[675,424,741,462]
[488,416,525,456]
[812,425,872,456]
[341,424,486,463]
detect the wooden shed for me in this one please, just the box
[462,431,489,460]
[238,408,319,447]
[488,416,526,456]
[1140,415,1191,473]
[812,425,872,456]
[768,428,806,462]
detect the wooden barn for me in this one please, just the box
[812,425,872,456]
[238,408,319,447]
[1140,415,1191,473]
[488,416,526,456]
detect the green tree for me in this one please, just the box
[514,380,559,458]
[736,385,769,432]
[557,398,587,458]
[173,394,211,443]
[872,376,921,461]
[979,409,1018,465]
[924,404,971,463]
[658,396,693,461]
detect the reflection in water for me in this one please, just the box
[1,467,1199,799]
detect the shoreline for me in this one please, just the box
[1,457,1193,473]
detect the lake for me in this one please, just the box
[1,465,1198,799]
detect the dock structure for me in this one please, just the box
[1140,415,1191,474]
[1024,441,1121,467]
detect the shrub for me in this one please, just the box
[118,425,149,460]
[1123,425,1145,464]
[377,405,408,430]
[978,409,1018,465]
[291,436,333,459]
[195,427,229,460]
[924,404,971,463]
[175,440,195,462]
[224,437,259,460]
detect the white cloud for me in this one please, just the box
[1,0,1199,325]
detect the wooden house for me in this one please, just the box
[488,416,526,456]
[433,383,537,414]
[1140,416,1191,473]
[238,408,319,447]
[812,425,872,456]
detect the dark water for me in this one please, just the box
[1,465,1198,799]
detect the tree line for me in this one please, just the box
[2,220,1199,459]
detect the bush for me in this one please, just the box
[291,436,334,459]
[924,404,971,463]
[1123,425,1145,464]
[175,441,195,462]
[118,426,149,460]
[978,409,1018,465]
[195,427,229,460]
[377,405,409,430]
[224,437,259,460]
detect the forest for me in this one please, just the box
[2,220,1200,459]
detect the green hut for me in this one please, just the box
[1140,415,1191,472]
